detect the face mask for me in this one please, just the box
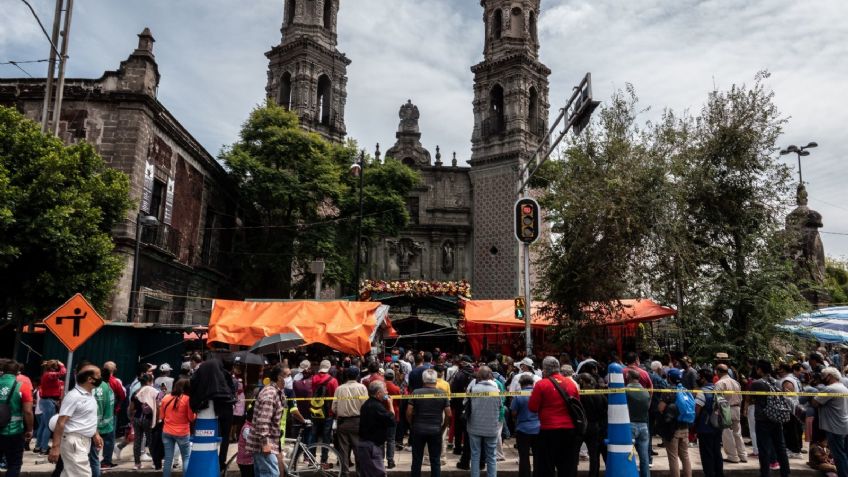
[77,372,98,386]
[391,355,399,363]
[92,377,103,387]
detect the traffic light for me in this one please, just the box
[514,198,541,244]
[514,296,526,320]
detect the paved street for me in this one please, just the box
[12,436,820,476]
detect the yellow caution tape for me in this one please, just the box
[246,387,848,402]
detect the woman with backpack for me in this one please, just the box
[159,379,195,477]
[657,369,693,477]
[128,374,159,470]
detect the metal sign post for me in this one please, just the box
[515,72,600,357]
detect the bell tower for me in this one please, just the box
[265,0,350,143]
[470,0,550,299]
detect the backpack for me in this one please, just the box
[675,384,696,424]
[763,379,791,424]
[549,377,588,436]
[709,394,733,430]
[309,383,329,419]
[0,381,19,430]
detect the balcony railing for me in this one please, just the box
[141,223,181,257]
[482,116,505,138]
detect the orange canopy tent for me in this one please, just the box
[463,298,675,357]
[463,300,552,357]
[208,300,390,356]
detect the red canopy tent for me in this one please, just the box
[463,299,675,357]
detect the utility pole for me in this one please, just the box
[516,73,599,357]
[40,0,63,132]
[51,0,74,136]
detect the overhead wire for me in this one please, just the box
[5,61,34,78]
[18,0,62,57]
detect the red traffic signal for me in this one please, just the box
[515,198,540,244]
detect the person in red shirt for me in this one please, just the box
[528,356,581,477]
[35,359,66,454]
[624,352,654,394]
[310,359,339,461]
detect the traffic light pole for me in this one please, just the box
[517,73,599,358]
[522,238,532,357]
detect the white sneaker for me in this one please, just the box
[141,452,152,462]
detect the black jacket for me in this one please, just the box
[189,358,235,412]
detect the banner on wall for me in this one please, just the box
[140,161,155,213]
[163,176,175,225]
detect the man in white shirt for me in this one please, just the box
[509,358,541,392]
[154,363,174,393]
[48,364,104,477]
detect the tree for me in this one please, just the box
[536,75,808,361]
[0,106,131,329]
[221,102,418,298]
[536,87,667,327]
[824,258,848,304]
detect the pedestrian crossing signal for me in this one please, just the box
[515,296,526,320]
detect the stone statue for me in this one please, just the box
[398,99,420,134]
[360,238,369,264]
[442,241,455,274]
[785,184,830,305]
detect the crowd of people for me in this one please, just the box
[1,346,848,477]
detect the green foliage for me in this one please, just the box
[221,102,418,298]
[825,258,848,304]
[537,75,808,362]
[0,106,131,318]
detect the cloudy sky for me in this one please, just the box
[3,0,848,255]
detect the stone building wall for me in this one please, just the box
[0,29,238,324]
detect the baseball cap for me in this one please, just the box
[299,360,311,371]
[667,368,683,382]
[520,357,534,368]
[460,355,473,364]
[159,363,172,372]
[319,359,331,373]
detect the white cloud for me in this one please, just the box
[2,0,848,256]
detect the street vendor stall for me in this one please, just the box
[207,300,391,356]
[462,298,676,357]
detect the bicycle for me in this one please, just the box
[224,422,344,477]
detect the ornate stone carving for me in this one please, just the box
[442,241,455,274]
[399,99,420,133]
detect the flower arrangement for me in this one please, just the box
[358,279,472,301]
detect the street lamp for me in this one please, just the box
[128,212,159,321]
[780,142,818,184]
[349,149,366,296]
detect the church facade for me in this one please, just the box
[268,0,550,299]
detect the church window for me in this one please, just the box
[317,74,332,126]
[528,86,539,135]
[492,9,502,39]
[529,11,537,42]
[323,0,333,30]
[510,7,523,37]
[279,72,293,110]
[490,84,505,134]
[286,0,296,25]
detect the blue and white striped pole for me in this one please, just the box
[185,403,221,477]
[606,362,638,477]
